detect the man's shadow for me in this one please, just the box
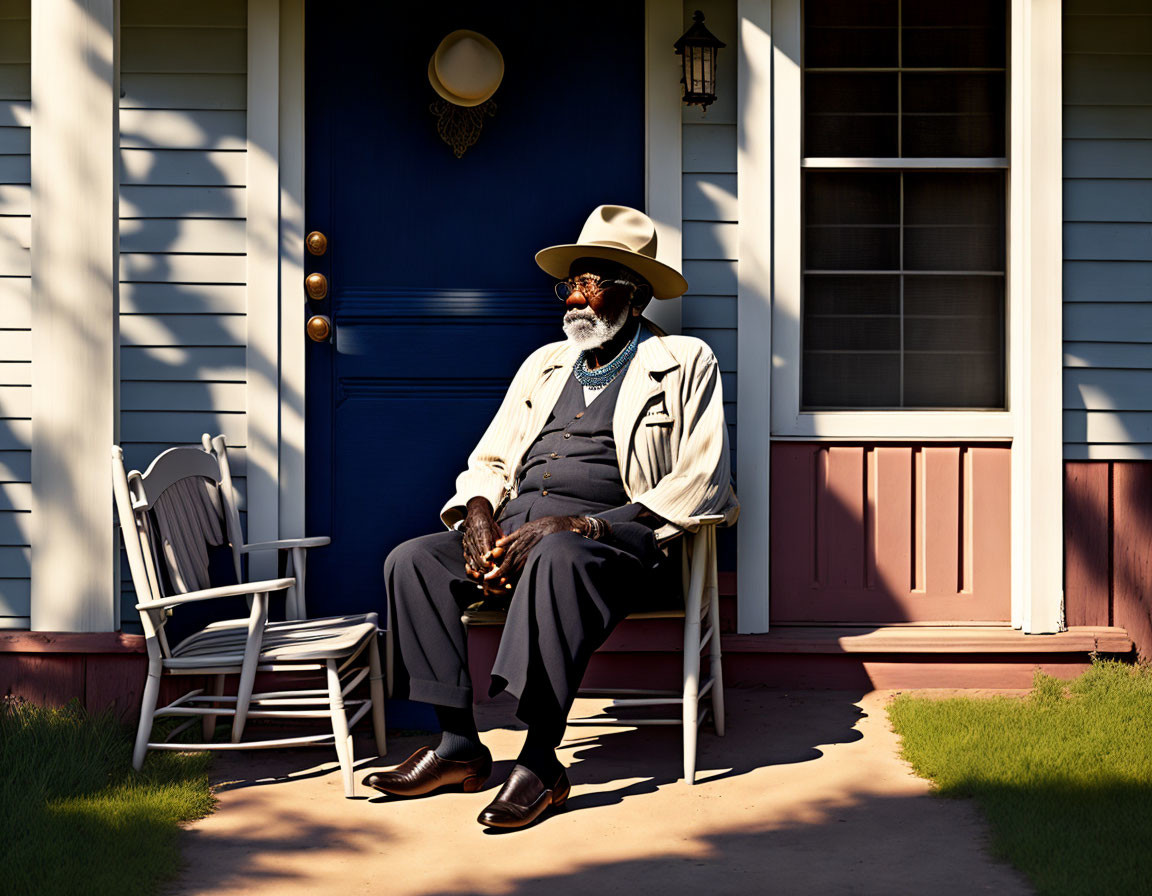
[468,686,869,816]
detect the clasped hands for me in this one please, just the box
[461,496,607,596]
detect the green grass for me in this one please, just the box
[0,696,216,896]
[888,659,1152,896]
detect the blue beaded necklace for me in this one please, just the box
[573,323,641,389]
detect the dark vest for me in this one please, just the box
[498,371,628,533]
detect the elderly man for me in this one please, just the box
[365,205,738,829]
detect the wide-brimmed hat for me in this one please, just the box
[535,205,688,300]
[427,30,504,107]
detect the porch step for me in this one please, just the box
[723,625,1134,654]
[583,621,1133,655]
[468,623,1136,693]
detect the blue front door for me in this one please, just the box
[304,3,646,616]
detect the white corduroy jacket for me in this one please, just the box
[440,319,739,540]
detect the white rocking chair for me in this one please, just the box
[112,440,387,797]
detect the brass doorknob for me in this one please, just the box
[306,231,328,256]
[305,272,328,300]
[306,315,332,342]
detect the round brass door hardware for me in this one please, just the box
[305,272,329,300]
[306,231,329,256]
[306,315,332,342]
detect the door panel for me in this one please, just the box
[304,3,645,615]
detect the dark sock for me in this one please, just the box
[516,714,566,785]
[433,705,485,761]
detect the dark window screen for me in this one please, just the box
[800,0,1007,410]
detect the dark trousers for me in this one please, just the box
[384,529,668,725]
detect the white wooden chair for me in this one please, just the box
[206,432,395,700]
[112,441,387,797]
[463,514,726,784]
[201,434,332,623]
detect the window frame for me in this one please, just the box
[770,0,1016,440]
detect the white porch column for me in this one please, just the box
[29,0,120,632]
[246,0,281,579]
[1012,0,1064,633]
[735,0,774,633]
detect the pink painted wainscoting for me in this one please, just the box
[1065,461,1152,660]
[770,443,1012,624]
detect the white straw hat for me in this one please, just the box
[427,30,505,107]
[535,205,689,300]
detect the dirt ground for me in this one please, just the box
[168,689,1034,896]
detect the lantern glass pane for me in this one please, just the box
[690,47,704,93]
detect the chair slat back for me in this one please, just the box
[112,445,236,654]
[210,434,245,582]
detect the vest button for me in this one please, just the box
[575,412,584,419]
[563,433,571,439]
[543,472,551,479]
[541,490,549,496]
[550,452,559,459]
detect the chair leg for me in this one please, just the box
[682,531,708,785]
[367,635,388,758]
[133,662,162,771]
[326,659,356,798]
[232,593,269,743]
[201,673,226,741]
[706,527,725,737]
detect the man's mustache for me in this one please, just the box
[563,308,599,325]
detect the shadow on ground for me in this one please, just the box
[168,689,1032,896]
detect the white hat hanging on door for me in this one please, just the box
[428,30,504,157]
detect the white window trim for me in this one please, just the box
[271,1,684,541]
[770,0,1014,441]
[737,0,1063,633]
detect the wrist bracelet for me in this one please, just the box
[581,516,608,540]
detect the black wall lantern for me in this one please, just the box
[674,10,725,108]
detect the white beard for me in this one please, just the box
[562,304,631,350]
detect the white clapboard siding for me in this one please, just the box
[0,182,29,212]
[120,109,245,151]
[120,252,247,284]
[120,185,246,219]
[681,1,739,470]
[0,449,29,481]
[120,314,247,347]
[120,149,247,186]
[121,346,246,381]
[0,363,29,386]
[0,0,29,622]
[121,380,245,412]
[121,282,246,315]
[120,217,247,254]
[119,0,248,627]
[1063,5,1152,458]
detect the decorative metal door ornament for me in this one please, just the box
[427,29,504,157]
[674,11,725,109]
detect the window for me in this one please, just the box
[800,0,1008,410]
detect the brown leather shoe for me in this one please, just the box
[477,764,570,829]
[362,746,492,797]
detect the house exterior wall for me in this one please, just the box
[1061,0,1152,658]
[681,1,738,487]
[1062,0,1152,460]
[0,0,31,630]
[117,0,250,627]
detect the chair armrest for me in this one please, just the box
[135,577,296,611]
[239,536,331,554]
